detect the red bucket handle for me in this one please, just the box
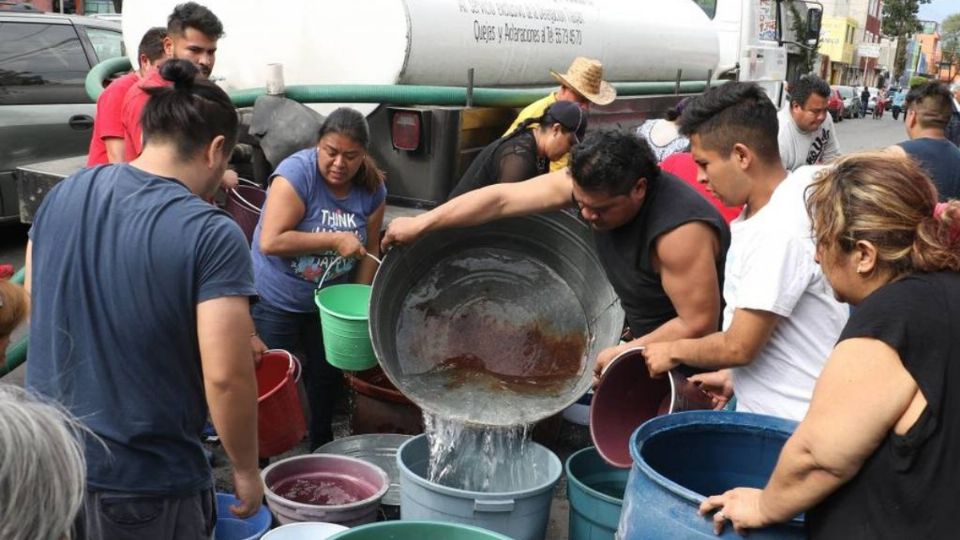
[265,348,302,383]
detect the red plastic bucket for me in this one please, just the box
[257,349,306,458]
[590,348,713,468]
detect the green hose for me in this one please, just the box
[85,56,133,101]
[85,56,709,107]
[1,337,26,379]
[1,267,27,379]
[228,80,709,108]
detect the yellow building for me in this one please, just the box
[819,17,858,83]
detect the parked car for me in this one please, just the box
[834,85,861,119]
[0,11,123,223]
[827,87,845,122]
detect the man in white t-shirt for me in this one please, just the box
[641,82,848,421]
[777,75,841,171]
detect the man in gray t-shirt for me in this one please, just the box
[777,75,841,171]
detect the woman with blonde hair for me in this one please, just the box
[698,152,960,538]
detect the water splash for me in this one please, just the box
[424,412,541,492]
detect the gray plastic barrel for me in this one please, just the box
[397,435,562,540]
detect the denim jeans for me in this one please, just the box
[251,300,342,449]
[75,489,215,540]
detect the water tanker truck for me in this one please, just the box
[14,0,821,222]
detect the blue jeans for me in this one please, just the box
[252,300,342,449]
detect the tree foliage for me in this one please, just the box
[943,13,960,66]
[881,0,931,78]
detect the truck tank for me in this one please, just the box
[122,0,720,113]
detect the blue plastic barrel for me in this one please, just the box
[565,446,629,540]
[215,492,272,540]
[619,411,804,539]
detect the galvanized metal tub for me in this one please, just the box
[370,211,623,427]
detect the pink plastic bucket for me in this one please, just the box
[590,348,712,468]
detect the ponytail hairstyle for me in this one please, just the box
[805,152,960,277]
[317,107,385,193]
[141,59,239,160]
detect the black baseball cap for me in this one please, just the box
[545,100,588,143]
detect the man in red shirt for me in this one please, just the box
[121,2,223,163]
[86,27,166,166]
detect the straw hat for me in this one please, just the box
[551,57,617,106]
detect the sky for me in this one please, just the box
[918,0,958,25]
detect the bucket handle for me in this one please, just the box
[473,498,516,513]
[227,186,264,214]
[265,348,302,383]
[316,253,383,290]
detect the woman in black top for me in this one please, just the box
[698,153,960,539]
[447,100,586,199]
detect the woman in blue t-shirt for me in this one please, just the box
[251,107,386,448]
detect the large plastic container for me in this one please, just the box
[397,435,561,540]
[565,447,629,540]
[327,521,513,540]
[262,454,389,526]
[256,350,306,458]
[618,411,804,539]
[214,492,272,540]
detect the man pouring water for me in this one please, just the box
[382,130,730,377]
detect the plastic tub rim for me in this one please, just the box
[314,284,372,322]
[214,491,271,540]
[261,520,349,539]
[396,434,562,500]
[564,446,624,506]
[326,520,514,540]
[628,410,804,525]
[261,454,390,512]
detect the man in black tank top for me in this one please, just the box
[886,81,960,200]
[383,130,731,380]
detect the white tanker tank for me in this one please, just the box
[122,0,720,96]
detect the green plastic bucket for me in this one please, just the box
[327,521,512,540]
[314,256,378,371]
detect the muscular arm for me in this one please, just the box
[382,168,574,248]
[596,222,724,375]
[639,221,722,343]
[257,176,350,257]
[354,201,385,285]
[197,295,261,513]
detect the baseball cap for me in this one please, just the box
[546,100,588,143]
